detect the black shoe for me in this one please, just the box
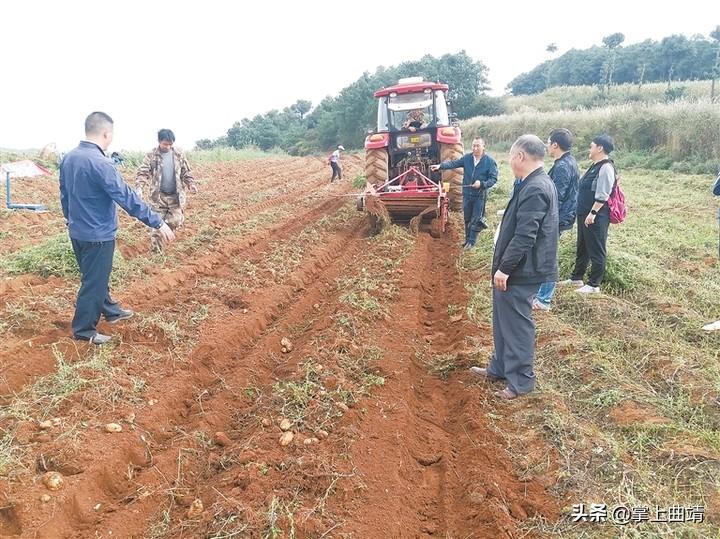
[90,333,112,345]
[106,309,134,324]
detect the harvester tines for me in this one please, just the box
[409,205,437,235]
[364,195,391,227]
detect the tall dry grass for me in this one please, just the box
[505,80,715,114]
[463,100,720,174]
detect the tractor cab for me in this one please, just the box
[378,86,451,133]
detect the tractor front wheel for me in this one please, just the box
[440,143,464,211]
[365,148,389,186]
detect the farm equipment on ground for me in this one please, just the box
[356,77,463,236]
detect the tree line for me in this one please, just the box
[196,51,504,154]
[509,28,720,96]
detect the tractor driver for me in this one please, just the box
[402,109,427,132]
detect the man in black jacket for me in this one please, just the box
[471,135,559,399]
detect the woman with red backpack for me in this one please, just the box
[560,134,617,294]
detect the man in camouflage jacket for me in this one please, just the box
[136,129,198,251]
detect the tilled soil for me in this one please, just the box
[0,156,559,538]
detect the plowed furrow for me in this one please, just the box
[18,210,369,537]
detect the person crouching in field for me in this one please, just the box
[136,129,198,252]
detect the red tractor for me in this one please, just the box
[357,77,464,236]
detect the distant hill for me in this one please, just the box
[508,31,720,95]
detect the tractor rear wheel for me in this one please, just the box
[440,143,464,211]
[365,148,389,186]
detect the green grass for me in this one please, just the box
[338,290,384,315]
[458,160,720,537]
[0,432,22,476]
[0,344,127,425]
[338,346,385,390]
[0,233,78,277]
[225,204,292,237]
[0,230,144,281]
[422,352,457,380]
[271,352,380,429]
[0,301,39,336]
[32,346,112,409]
[263,496,298,539]
[352,173,367,189]
[272,361,341,427]
[138,313,183,345]
[334,223,413,317]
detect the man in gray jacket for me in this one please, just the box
[471,135,559,399]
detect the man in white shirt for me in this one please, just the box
[329,144,345,182]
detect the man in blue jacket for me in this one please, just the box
[431,137,498,249]
[533,128,580,310]
[60,112,175,344]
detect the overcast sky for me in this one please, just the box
[0,0,717,152]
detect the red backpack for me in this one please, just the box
[607,169,627,224]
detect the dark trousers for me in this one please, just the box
[488,283,538,395]
[330,162,342,181]
[463,194,487,245]
[70,239,123,340]
[571,212,609,287]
